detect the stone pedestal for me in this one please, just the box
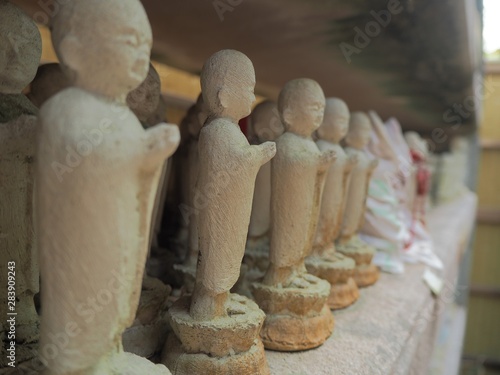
[337,235,380,287]
[305,251,359,309]
[251,275,334,351]
[162,294,269,375]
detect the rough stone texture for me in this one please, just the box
[163,336,269,375]
[337,235,380,287]
[265,193,476,375]
[167,295,265,357]
[337,112,379,288]
[175,94,208,293]
[327,277,359,310]
[305,254,359,309]
[189,50,275,325]
[255,78,335,351]
[305,98,360,310]
[163,294,269,375]
[252,275,334,351]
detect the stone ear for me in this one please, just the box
[217,88,229,110]
[282,107,294,128]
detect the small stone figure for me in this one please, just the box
[305,98,360,309]
[337,112,380,287]
[162,50,275,375]
[242,100,284,288]
[37,1,178,374]
[0,0,42,364]
[127,63,169,252]
[252,78,335,351]
[174,94,209,293]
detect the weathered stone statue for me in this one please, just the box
[0,1,41,364]
[36,1,179,374]
[174,94,209,293]
[305,98,359,309]
[337,112,380,287]
[162,50,275,375]
[126,63,169,253]
[242,100,284,286]
[252,78,335,351]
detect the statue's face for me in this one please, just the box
[308,100,326,130]
[346,113,372,149]
[216,73,255,120]
[284,97,325,137]
[113,26,151,90]
[333,113,350,140]
[318,112,349,142]
[348,125,371,148]
[227,73,256,118]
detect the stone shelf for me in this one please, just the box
[265,192,477,375]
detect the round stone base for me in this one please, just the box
[252,276,334,351]
[328,277,359,310]
[305,253,359,310]
[305,252,356,285]
[336,234,375,265]
[166,294,265,357]
[353,263,380,288]
[162,334,269,375]
[337,235,379,288]
[260,304,334,351]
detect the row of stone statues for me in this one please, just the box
[0,0,426,374]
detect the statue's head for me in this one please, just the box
[250,100,284,142]
[345,112,372,149]
[278,78,325,137]
[201,49,256,121]
[29,63,70,107]
[51,0,152,100]
[0,0,42,94]
[126,63,161,122]
[316,98,350,143]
